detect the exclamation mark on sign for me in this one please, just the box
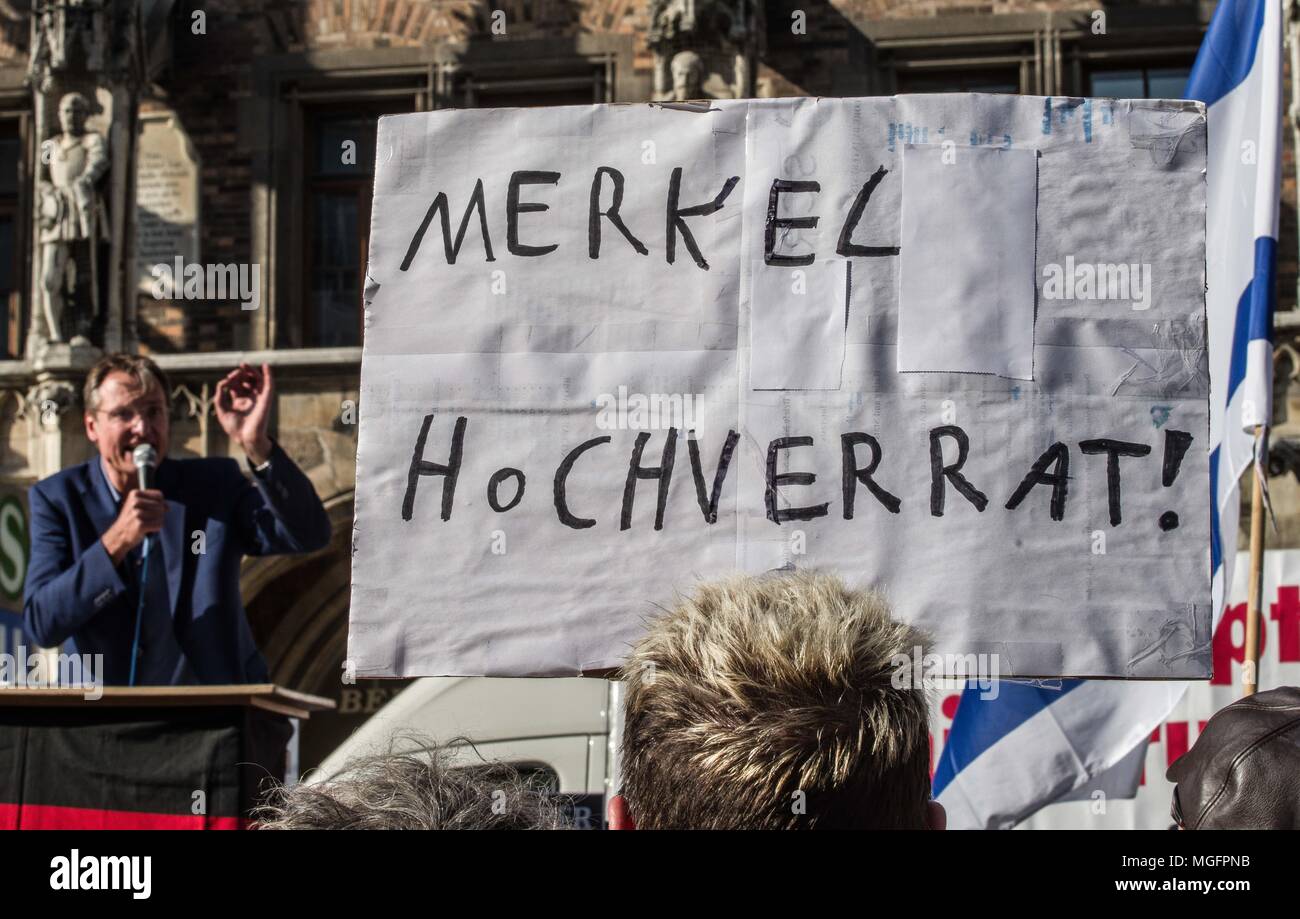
[1158,429,1195,531]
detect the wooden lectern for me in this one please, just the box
[0,685,333,829]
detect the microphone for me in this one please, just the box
[132,444,159,563]
[132,443,158,491]
[128,443,158,688]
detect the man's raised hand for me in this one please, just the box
[215,362,274,465]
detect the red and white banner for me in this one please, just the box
[929,549,1300,829]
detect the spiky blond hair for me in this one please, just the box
[619,571,932,829]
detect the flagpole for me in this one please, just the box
[1243,426,1267,697]
[1245,0,1299,698]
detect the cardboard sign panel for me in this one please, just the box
[348,95,1210,679]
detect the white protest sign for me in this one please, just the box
[348,95,1210,679]
[1009,550,1300,829]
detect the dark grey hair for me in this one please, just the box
[254,739,573,830]
[83,352,170,414]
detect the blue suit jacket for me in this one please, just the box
[23,443,331,685]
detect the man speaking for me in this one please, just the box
[23,353,331,685]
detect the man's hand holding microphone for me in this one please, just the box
[101,444,161,566]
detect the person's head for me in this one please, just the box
[254,743,572,830]
[83,353,171,484]
[670,50,704,101]
[1167,686,1300,829]
[613,571,942,829]
[58,92,89,135]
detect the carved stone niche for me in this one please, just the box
[21,378,79,431]
[26,1,144,357]
[648,0,765,102]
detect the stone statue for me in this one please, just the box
[648,0,763,101]
[670,50,705,101]
[648,0,692,42]
[37,91,108,345]
[28,1,107,92]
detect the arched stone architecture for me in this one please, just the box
[238,490,413,773]
[241,490,354,694]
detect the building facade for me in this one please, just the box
[0,0,1292,769]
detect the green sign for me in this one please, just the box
[0,495,28,605]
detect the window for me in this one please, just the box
[457,72,605,108]
[865,10,1205,100]
[279,43,618,348]
[0,117,23,359]
[871,27,1035,97]
[895,66,1022,95]
[303,107,393,349]
[300,89,598,348]
[1088,65,1193,100]
[1067,17,1202,101]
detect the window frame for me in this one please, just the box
[301,101,407,350]
[258,39,629,351]
[271,71,428,351]
[1052,12,1204,99]
[859,7,1207,100]
[1074,49,1202,100]
[0,99,30,361]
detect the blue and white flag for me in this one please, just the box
[934,0,1281,829]
[1202,0,1282,613]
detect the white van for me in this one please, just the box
[308,677,623,829]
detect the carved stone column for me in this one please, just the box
[170,380,216,458]
[19,369,92,476]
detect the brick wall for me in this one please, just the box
[7,1,1294,350]
[138,2,273,352]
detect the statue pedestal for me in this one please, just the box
[34,339,100,375]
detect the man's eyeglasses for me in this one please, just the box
[96,404,167,427]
